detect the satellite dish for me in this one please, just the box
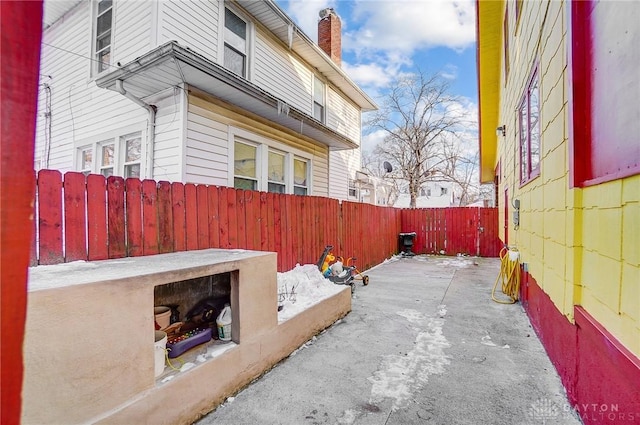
[383,161,393,173]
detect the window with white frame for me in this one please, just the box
[267,150,286,193]
[234,140,258,190]
[93,0,113,75]
[348,179,357,198]
[77,130,142,178]
[79,146,93,176]
[313,76,325,123]
[519,65,540,184]
[231,131,311,195]
[293,158,308,195]
[224,7,248,78]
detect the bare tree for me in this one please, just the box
[366,70,466,208]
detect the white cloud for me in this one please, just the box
[361,128,387,152]
[440,64,458,80]
[344,0,476,58]
[279,0,338,42]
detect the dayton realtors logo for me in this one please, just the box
[527,398,638,423]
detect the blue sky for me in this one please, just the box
[276,0,478,151]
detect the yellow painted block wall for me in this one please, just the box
[494,0,639,357]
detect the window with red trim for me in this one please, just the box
[519,66,540,184]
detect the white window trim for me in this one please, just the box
[90,0,115,78]
[217,2,254,80]
[74,125,146,179]
[227,126,312,195]
[313,75,326,123]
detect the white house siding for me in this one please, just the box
[253,31,313,115]
[112,0,152,64]
[185,93,329,195]
[185,101,230,186]
[328,149,361,201]
[157,0,219,61]
[151,90,185,182]
[35,1,147,172]
[327,87,361,144]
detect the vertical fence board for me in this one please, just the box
[142,179,159,256]
[207,186,220,249]
[171,182,186,252]
[248,191,261,251]
[157,182,174,253]
[272,193,282,270]
[107,176,126,259]
[37,170,63,265]
[30,199,37,265]
[63,172,87,262]
[185,184,198,251]
[218,187,229,249]
[125,179,143,257]
[87,174,108,260]
[195,185,209,249]
[236,189,247,249]
[260,192,269,251]
[227,188,238,249]
[283,195,293,269]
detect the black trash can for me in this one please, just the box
[399,232,417,256]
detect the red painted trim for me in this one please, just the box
[0,2,43,423]
[520,269,640,424]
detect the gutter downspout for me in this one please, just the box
[115,79,156,179]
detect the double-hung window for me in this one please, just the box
[267,150,286,193]
[224,8,248,78]
[231,130,311,195]
[78,130,142,178]
[519,66,540,184]
[313,76,325,123]
[234,141,258,190]
[94,0,113,75]
[293,158,308,195]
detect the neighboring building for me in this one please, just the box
[393,182,456,208]
[35,1,376,200]
[477,0,639,420]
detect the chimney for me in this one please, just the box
[318,8,341,66]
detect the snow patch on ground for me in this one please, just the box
[368,309,450,411]
[277,264,344,323]
[434,256,476,268]
[481,335,498,347]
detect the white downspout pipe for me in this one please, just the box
[115,79,156,179]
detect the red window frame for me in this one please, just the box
[518,64,540,185]
[569,0,640,187]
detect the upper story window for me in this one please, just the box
[224,8,248,78]
[94,0,113,75]
[313,76,325,123]
[519,66,540,184]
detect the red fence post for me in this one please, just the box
[157,181,174,253]
[207,185,220,249]
[185,183,198,250]
[171,182,186,252]
[0,2,43,419]
[107,176,126,258]
[37,170,63,265]
[125,178,143,257]
[142,179,159,255]
[87,174,108,260]
[63,172,88,262]
[196,184,209,249]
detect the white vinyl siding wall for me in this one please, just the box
[152,90,184,181]
[327,87,361,144]
[157,0,219,61]
[35,1,147,172]
[112,0,152,64]
[328,149,361,201]
[253,31,312,115]
[185,103,230,186]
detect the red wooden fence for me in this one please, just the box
[401,207,502,257]
[31,171,501,270]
